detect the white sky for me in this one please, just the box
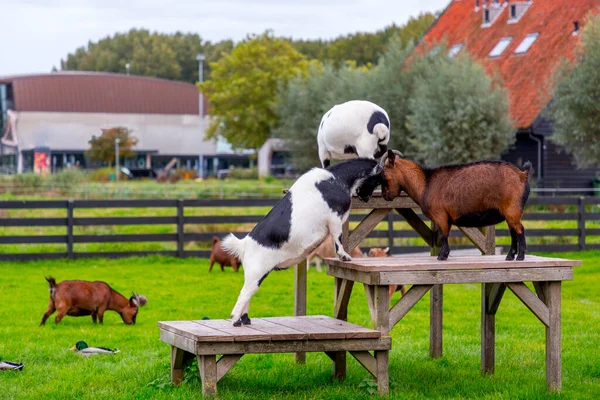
[0,0,449,76]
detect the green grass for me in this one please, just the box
[0,251,599,399]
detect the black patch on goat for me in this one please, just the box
[315,178,351,217]
[453,209,505,227]
[367,111,389,134]
[373,144,388,159]
[356,174,384,202]
[344,145,357,155]
[248,193,292,248]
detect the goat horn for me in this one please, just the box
[377,152,389,169]
[393,150,404,158]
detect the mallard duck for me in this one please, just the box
[0,361,24,371]
[70,341,120,356]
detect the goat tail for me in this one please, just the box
[521,161,533,179]
[211,236,220,246]
[372,123,390,142]
[221,234,246,261]
[45,276,57,299]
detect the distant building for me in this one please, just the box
[417,0,600,190]
[0,72,247,175]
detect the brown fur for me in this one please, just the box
[380,150,530,260]
[308,239,363,272]
[40,277,147,325]
[368,247,407,300]
[210,236,241,272]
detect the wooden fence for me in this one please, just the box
[0,197,599,261]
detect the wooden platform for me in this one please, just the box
[159,315,392,395]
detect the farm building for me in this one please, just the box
[0,72,249,176]
[417,0,600,190]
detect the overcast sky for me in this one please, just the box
[0,0,449,76]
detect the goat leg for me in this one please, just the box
[516,225,526,261]
[506,227,518,261]
[330,223,351,261]
[437,235,450,261]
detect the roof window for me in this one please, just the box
[482,1,505,27]
[508,1,533,24]
[514,33,539,54]
[448,44,464,58]
[488,37,512,58]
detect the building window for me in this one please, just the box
[448,44,464,58]
[507,1,533,24]
[489,37,513,58]
[514,33,539,54]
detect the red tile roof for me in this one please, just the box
[0,72,204,116]
[419,0,600,128]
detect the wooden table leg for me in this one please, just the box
[481,283,506,374]
[375,350,389,396]
[294,259,307,364]
[430,284,443,359]
[332,277,353,380]
[374,285,390,395]
[198,355,218,396]
[170,346,186,384]
[545,281,562,391]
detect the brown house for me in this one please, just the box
[417,0,600,191]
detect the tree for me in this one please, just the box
[547,15,600,169]
[199,32,313,150]
[403,45,514,166]
[86,127,138,167]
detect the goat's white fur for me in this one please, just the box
[317,100,390,167]
[223,168,365,323]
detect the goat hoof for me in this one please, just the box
[505,253,516,261]
[338,253,352,262]
[240,313,251,325]
[437,254,448,261]
[516,254,525,261]
[232,318,242,327]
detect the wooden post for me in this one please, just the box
[177,199,184,258]
[481,282,505,374]
[545,281,562,391]
[375,350,389,396]
[578,197,585,251]
[294,259,307,364]
[387,213,394,252]
[430,222,443,359]
[67,200,74,259]
[332,277,350,380]
[483,225,496,255]
[198,355,218,396]
[170,346,185,384]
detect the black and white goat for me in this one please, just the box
[222,158,383,326]
[317,100,391,168]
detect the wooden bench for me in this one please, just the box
[159,315,392,395]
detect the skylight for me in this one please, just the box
[448,44,464,58]
[514,33,539,54]
[488,37,512,58]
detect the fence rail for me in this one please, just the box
[1,197,599,261]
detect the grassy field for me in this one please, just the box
[0,251,598,399]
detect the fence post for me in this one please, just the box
[578,196,585,251]
[67,200,74,259]
[177,199,184,258]
[387,212,394,251]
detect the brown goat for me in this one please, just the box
[210,236,241,272]
[368,247,407,300]
[308,239,363,272]
[40,277,147,325]
[378,150,531,261]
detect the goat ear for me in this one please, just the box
[383,247,389,253]
[386,149,396,164]
[129,295,137,306]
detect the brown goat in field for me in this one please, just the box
[210,236,241,272]
[377,150,531,261]
[40,277,147,325]
[308,239,363,272]
[368,247,407,300]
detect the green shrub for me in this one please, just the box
[52,168,87,193]
[228,167,258,180]
[87,167,113,182]
[169,167,199,183]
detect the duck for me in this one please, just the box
[0,360,24,371]
[70,341,120,356]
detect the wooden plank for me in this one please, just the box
[0,200,67,209]
[375,285,390,335]
[194,337,391,355]
[74,250,177,259]
[505,282,550,326]
[197,318,308,341]
[294,258,307,364]
[395,208,433,247]
[158,321,235,342]
[334,278,354,320]
[216,354,243,382]
[264,316,346,340]
[160,330,198,354]
[430,285,443,359]
[351,195,417,210]
[74,216,177,226]
[349,351,376,377]
[0,235,66,244]
[545,282,562,391]
[184,199,277,207]
[307,316,381,339]
[347,208,392,250]
[481,283,496,375]
[0,217,66,227]
[487,283,506,314]
[171,346,186,384]
[192,319,273,342]
[74,199,178,208]
[457,226,487,253]
[198,355,218,396]
[389,285,432,327]
[364,283,376,327]
[533,281,548,304]
[375,350,389,395]
[73,233,177,243]
[483,225,496,256]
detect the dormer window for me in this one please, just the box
[448,44,464,58]
[507,1,532,24]
[482,1,505,27]
[514,33,539,54]
[489,37,513,57]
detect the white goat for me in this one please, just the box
[222,158,384,326]
[317,100,391,168]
